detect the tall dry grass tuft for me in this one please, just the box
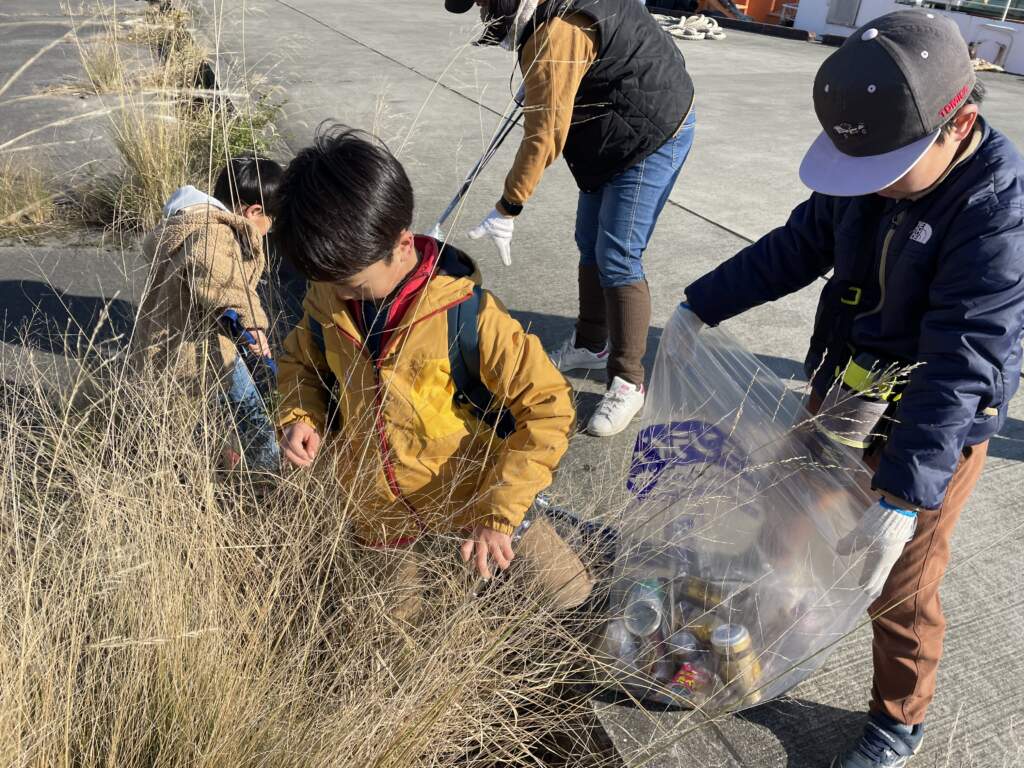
[0,158,58,237]
[0,346,616,766]
[68,2,280,232]
[76,3,127,94]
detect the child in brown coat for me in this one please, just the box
[133,156,284,470]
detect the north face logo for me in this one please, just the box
[910,221,932,244]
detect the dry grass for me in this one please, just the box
[0,158,59,238]
[0,346,620,767]
[66,2,280,231]
[68,3,202,93]
[77,7,126,94]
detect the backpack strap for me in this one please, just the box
[447,286,516,439]
[305,314,341,432]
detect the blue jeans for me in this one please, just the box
[220,355,280,472]
[575,110,696,288]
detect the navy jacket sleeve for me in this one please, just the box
[685,194,837,326]
[874,202,1024,509]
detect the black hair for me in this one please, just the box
[212,155,283,209]
[939,80,986,142]
[272,124,415,283]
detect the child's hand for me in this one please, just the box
[281,422,320,467]
[460,525,515,579]
[246,328,272,358]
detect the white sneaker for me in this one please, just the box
[587,376,645,437]
[549,332,609,372]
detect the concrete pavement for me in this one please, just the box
[0,0,146,380]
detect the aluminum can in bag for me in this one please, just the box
[599,618,645,688]
[665,630,702,664]
[678,575,727,609]
[636,623,675,683]
[686,606,724,645]
[670,659,715,705]
[711,623,762,705]
[624,578,667,637]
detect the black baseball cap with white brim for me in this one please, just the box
[799,10,975,197]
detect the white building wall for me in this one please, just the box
[793,0,1024,75]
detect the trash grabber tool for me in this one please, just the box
[428,88,525,240]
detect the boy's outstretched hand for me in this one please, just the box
[246,328,272,358]
[281,422,321,467]
[460,525,515,579]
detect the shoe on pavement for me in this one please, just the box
[549,332,609,373]
[587,376,644,437]
[831,713,924,768]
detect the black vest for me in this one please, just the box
[518,0,695,191]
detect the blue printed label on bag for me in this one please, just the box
[627,420,746,500]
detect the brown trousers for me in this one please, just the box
[807,389,988,723]
[356,517,595,624]
[863,440,987,724]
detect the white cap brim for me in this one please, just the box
[798,129,940,197]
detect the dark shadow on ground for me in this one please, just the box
[988,417,1024,462]
[737,697,864,767]
[0,280,136,356]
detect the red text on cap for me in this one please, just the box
[939,83,969,118]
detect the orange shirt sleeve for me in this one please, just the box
[500,13,597,211]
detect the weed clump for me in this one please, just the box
[0,159,58,238]
[67,2,281,231]
[0,352,613,766]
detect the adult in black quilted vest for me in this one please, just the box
[448,0,697,437]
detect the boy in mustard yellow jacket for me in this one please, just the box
[273,126,592,617]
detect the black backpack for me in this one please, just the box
[306,284,515,438]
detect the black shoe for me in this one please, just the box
[831,712,924,767]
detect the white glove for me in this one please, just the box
[837,498,917,598]
[467,208,514,266]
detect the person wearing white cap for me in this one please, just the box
[680,11,1024,768]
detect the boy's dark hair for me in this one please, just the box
[213,156,284,209]
[272,124,415,283]
[939,80,986,142]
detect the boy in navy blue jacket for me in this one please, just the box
[682,12,1024,768]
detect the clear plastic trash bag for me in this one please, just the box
[595,308,886,712]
